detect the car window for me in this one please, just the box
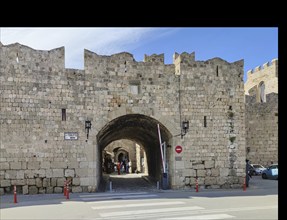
[252,164,264,169]
[271,167,278,175]
[269,165,278,169]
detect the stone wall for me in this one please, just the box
[173,55,246,189]
[245,59,278,96]
[0,42,246,194]
[244,59,278,167]
[0,43,89,195]
[245,94,278,166]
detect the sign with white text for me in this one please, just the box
[64,132,78,140]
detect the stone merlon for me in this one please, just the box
[1,43,243,72]
[247,58,278,77]
[0,42,65,70]
[144,53,164,64]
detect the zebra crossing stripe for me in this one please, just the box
[82,194,158,201]
[99,206,204,217]
[79,192,148,197]
[96,205,277,219]
[158,213,235,219]
[91,201,185,209]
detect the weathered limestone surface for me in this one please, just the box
[244,60,278,167]
[0,42,272,194]
[245,59,278,96]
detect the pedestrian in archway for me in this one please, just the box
[126,159,129,173]
[117,161,121,175]
[128,160,132,173]
[122,159,126,173]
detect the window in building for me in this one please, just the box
[259,81,266,103]
[124,61,127,72]
[204,116,207,127]
[62,109,66,121]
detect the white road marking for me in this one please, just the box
[82,194,158,201]
[99,206,204,217]
[159,213,235,219]
[79,192,148,197]
[91,201,185,209]
[96,205,277,219]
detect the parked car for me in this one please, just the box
[262,164,278,180]
[249,164,266,176]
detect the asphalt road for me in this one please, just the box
[0,176,278,220]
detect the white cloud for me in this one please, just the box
[1,27,174,69]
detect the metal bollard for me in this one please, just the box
[66,182,70,200]
[14,185,17,203]
[243,176,246,191]
[109,181,113,192]
[64,180,67,196]
[195,177,199,192]
[157,181,160,190]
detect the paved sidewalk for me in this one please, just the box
[0,175,277,209]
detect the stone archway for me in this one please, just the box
[96,114,173,184]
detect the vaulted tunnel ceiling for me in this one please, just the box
[97,114,172,151]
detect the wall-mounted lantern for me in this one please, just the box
[175,119,190,139]
[85,120,92,140]
[181,120,189,138]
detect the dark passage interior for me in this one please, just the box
[97,114,172,188]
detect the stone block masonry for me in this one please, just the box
[244,59,278,166]
[0,42,253,194]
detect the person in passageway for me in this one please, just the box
[117,161,121,175]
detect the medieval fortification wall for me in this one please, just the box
[244,59,278,166]
[1,42,246,194]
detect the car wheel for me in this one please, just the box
[252,171,256,176]
[262,173,267,179]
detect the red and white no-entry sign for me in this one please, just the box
[175,145,183,154]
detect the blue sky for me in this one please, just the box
[0,28,278,82]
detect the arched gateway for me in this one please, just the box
[97,114,172,187]
[0,43,247,194]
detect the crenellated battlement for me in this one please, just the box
[173,52,195,66]
[244,58,278,96]
[247,58,278,77]
[0,41,65,71]
[1,42,243,76]
[144,53,164,64]
[173,52,195,75]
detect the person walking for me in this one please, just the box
[246,159,252,187]
[126,159,129,173]
[117,161,121,175]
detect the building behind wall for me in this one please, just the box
[244,59,278,166]
[103,139,146,174]
[0,42,246,194]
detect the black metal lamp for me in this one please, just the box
[181,120,189,138]
[174,119,190,138]
[85,120,92,139]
